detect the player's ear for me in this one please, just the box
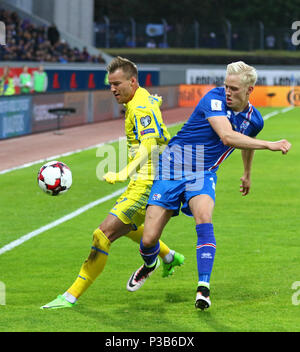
[247,86,254,95]
[130,76,137,86]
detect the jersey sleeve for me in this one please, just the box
[133,106,163,141]
[199,90,227,119]
[248,111,264,137]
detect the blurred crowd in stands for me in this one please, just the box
[0,64,48,96]
[0,8,104,63]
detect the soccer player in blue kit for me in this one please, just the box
[126,61,292,310]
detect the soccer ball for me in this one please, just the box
[37,161,72,196]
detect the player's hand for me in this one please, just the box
[240,175,251,196]
[103,171,127,184]
[153,94,162,107]
[103,172,119,184]
[268,140,292,154]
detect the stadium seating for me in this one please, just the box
[0,8,104,63]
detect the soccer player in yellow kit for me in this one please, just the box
[41,57,184,309]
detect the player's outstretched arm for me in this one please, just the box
[267,140,291,154]
[103,138,158,184]
[208,116,292,154]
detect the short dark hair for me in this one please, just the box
[106,56,138,79]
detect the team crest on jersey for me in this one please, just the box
[140,115,152,127]
[240,120,250,133]
[153,193,161,201]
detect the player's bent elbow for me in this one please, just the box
[220,130,239,147]
[220,134,232,147]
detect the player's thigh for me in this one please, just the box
[99,213,133,242]
[109,181,151,231]
[142,205,174,247]
[188,194,215,224]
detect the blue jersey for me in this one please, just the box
[160,87,264,178]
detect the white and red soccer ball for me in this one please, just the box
[37,161,72,196]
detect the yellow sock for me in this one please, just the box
[125,225,144,243]
[158,239,171,259]
[126,225,170,259]
[67,228,111,299]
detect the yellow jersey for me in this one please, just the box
[124,86,170,183]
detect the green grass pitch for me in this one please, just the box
[0,107,299,332]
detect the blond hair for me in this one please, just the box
[106,56,138,79]
[226,61,257,86]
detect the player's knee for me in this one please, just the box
[92,228,110,247]
[98,223,111,238]
[195,212,212,224]
[88,228,111,261]
[98,220,119,241]
[92,228,101,246]
[98,215,131,242]
[141,236,157,248]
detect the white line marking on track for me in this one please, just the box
[0,187,126,256]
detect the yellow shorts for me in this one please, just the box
[109,179,152,229]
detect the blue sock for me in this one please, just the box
[140,240,160,267]
[196,223,216,287]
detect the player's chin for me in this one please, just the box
[114,94,122,103]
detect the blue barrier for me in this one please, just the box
[0,96,32,139]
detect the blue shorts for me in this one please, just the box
[148,171,217,217]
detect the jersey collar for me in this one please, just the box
[124,86,145,109]
[231,101,252,117]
